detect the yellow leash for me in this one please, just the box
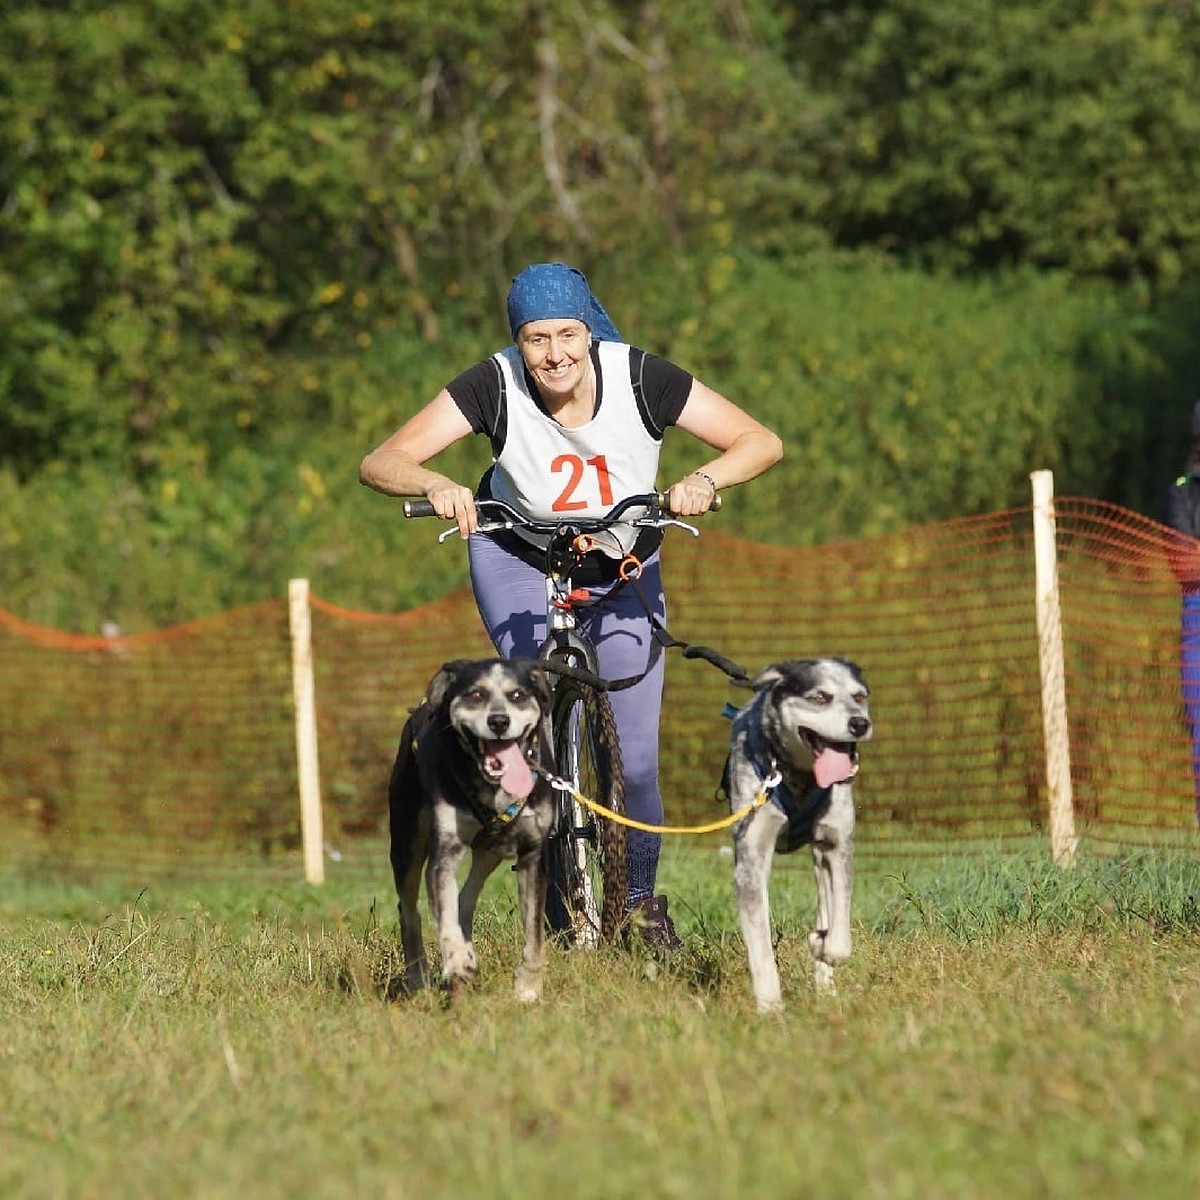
[541,769,782,835]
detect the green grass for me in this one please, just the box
[3,848,1200,1199]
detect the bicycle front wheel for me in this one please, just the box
[545,681,628,946]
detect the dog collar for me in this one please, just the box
[469,746,543,838]
[470,796,528,844]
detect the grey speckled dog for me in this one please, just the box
[723,659,872,1013]
[388,659,555,1003]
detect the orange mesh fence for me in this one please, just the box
[1,497,1197,885]
[0,601,298,881]
[1052,498,1197,849]
[303,591,493,879]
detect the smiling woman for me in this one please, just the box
[359,261,782,941]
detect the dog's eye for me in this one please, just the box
[853,692,868,704]
[466,688,486,702]
[508,689,526,703]
[809,691,832,705]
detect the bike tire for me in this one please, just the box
[544,680,628,945]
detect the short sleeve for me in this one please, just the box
[445,358,503,437]
[631,349,693,435]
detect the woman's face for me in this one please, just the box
[515,318,591,399]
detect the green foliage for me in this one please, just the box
[786,0,1200,283]
[1,0,813,474]
[5,0,1198,474]
[3,1,1200,625]
[647,257,1135,540]
[1074,279,1200,511]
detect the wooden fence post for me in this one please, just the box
[288,578,325,885]
[1030,470,1077,866]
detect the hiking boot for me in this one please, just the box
[625,894,683,952]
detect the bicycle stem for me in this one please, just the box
[546,574,577,634]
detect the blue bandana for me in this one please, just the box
[506,263,621,342]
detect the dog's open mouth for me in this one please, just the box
[800,731,859,788]
[479,738,536,799]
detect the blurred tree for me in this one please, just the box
[785,0,1200,283]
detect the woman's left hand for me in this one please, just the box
[666,473,718,516]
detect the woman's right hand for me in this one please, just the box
[425,477,478,539]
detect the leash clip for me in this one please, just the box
[533,763,575,795]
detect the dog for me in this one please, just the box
[722,658,872,1012]
[388,658,555,1003]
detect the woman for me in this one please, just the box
[360,262,783,946]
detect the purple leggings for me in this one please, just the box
[468,533,666,905]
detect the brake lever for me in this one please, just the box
[633,515,700,537]
[438,520,504,543]
[440,516,527,543]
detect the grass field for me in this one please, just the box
[3,845,1200,1199]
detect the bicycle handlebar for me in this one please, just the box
[402,490,720,530]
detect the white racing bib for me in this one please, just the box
[488,342,664,557]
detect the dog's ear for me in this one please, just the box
[837,658,869,691]
[426,660,470,710]
[524,664,554,711]
[750,664,785,691]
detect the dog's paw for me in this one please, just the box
[808,929,852,965]
[512,969,544,1004]
[812,959,837,994]
[385,973,411,1003]
[385,966,432,1002]
[443,973,473,1007]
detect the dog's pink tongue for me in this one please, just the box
[812,746,854,788]
[487,740,535,798]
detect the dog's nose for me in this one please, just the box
[848,716,870,738]
[487,713,511,736]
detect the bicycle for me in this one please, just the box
[403,491,711,947]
